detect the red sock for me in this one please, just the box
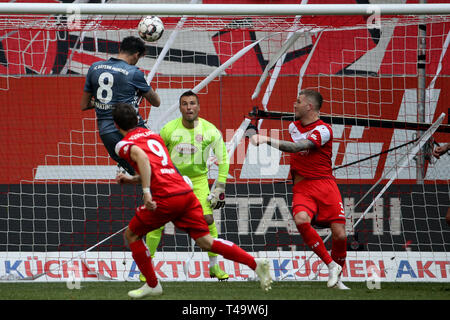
[297,223,333,265]
[129,239,158,288]
[211,238,257,270]
[331,238,347,268]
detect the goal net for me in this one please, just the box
[0,0,449,284]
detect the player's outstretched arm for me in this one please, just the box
[142,87,161,107]
[250,134,315,153]
[433,143,450,159]
[116,172,141,185]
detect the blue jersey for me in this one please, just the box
[84,57,151,135]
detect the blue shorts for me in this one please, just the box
[100,123,147,175]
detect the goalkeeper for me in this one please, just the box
[143,90,230,281]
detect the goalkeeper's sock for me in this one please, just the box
[207,223,219,259]
[331,237,347,268]
[129,239,158,288]
[297,223,333,265]
[209,256,218,267]
[211,238,257,270]
[146,226,164,259]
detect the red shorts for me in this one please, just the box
[128,191,210,240]
[292,178,346,227]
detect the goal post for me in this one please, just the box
[0,1,449,284]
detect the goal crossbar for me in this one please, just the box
[1,1,449,284]
[1,3,450,16]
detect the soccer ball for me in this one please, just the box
[137,16,164,42]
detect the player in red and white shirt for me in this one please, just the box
[112,103,272,298]
[251,89,348,290]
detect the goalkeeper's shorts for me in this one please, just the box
[190,174,213,216]
[128,191,209,240]
[292,177,346,227]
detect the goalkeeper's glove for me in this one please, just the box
[207,182,226,209]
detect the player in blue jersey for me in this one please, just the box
[80,36,161,175]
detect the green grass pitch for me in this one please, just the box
[0,281,448,300]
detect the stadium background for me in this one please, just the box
[0,0,449,282]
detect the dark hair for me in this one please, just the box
[179,90,199,105]
[119,36,146,57]
[299,89,323,111]
[112,103,138,130]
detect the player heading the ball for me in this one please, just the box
[81,36,161,175]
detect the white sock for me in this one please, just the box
[327,261,337,269]
[209,256,218,267]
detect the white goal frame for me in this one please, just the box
[0,2,449,284]
[1,3,450,16]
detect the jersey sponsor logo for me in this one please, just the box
[175,143,198,154]
[195,134,203,143]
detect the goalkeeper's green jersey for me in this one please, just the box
[159,117,229,183]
